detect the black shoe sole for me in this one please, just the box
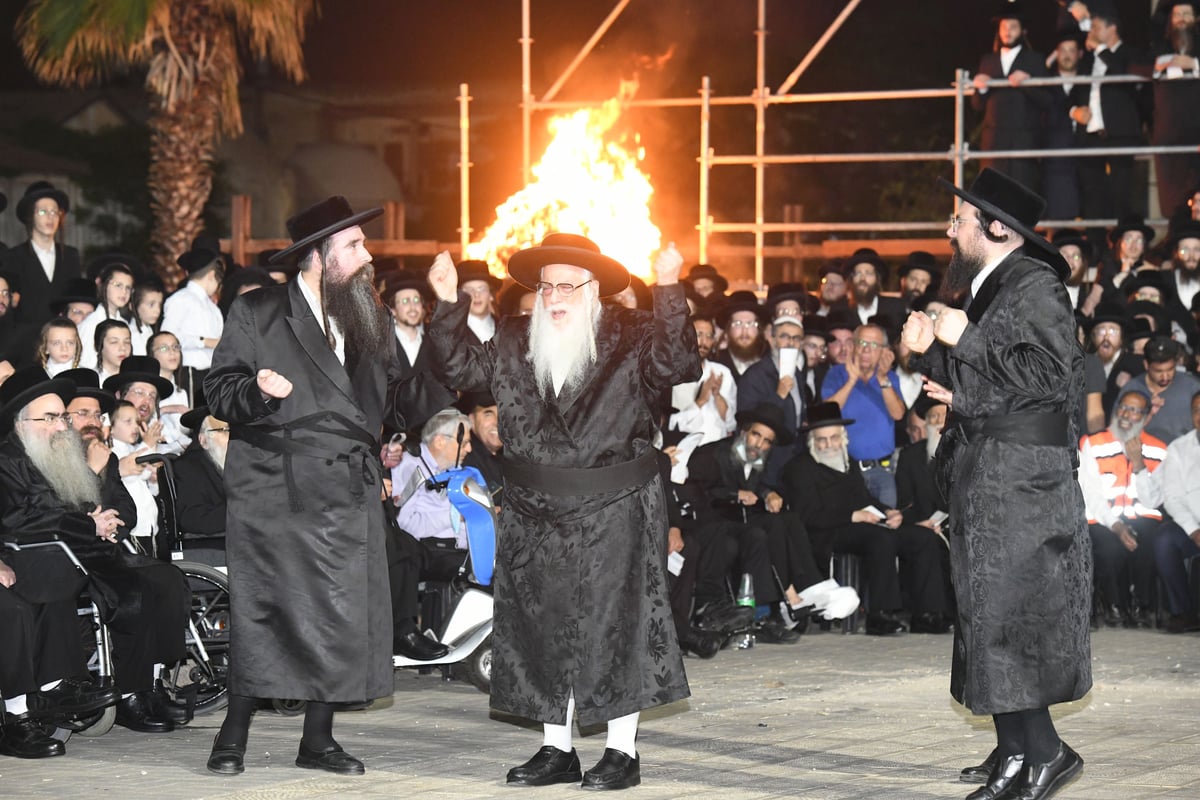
[295,755,365,775]
[506,771,583,786]
[581,773,641,790]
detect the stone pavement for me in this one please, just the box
[2,627,1198,799]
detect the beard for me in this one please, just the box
[204,440,227,473]
[1170,24,1194,55]
[728,337,766,362]
[926,425,942,461]
[323,258,393,363]
[1109,417,1146,443]
[809,439,849,473]
[853,282,878,306]
[17,425,101,508]
[528,291,601,397]
[941,240,987,302]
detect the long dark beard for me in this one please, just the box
[1170,24,1195,56]
[17,426,101,508]
[940,241,986,303]
[728,338,767,362]
[324,261,393,367]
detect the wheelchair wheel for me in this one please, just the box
[65,704,117,738]
[456,634,493,694]
[272,698,307,716]
[161,562,231,716]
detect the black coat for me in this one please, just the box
[172,448,226,535]
[0,313,37,371]
[204,279,413,703]
[973,47,1052,152]
[894,440,946,525]
[1077,46,1150,141]
[426,285,699,726]
[0,241,82,330]
[853,295,908,340]
[912,250,1091,715]
[736,356,806,489]
[390,330,454,436]
[686,436,772,523]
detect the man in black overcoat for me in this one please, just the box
[0,182,82,331]
[905,168,1091,800]
[426,235,699,790]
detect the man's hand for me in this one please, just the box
[668,526,684,555]
[86,439,111,474]
[737,489,760,506]
[765,491,784,514]
[1070,106,1093,126]
[1008,69,1031,86]
[1191,529,1200,547]
[0,561,15,588]
[651,242,683,286]
[1114,523,1138,552]
[972,73,992,91]
[877,347,895,379]
[258,368,293,400]
[852,507,884,524]
[776,374,795,399]
[0,360,14,386]
[1123,437,1146,471]
[884,508,903,529]
[922,377,954,408]
[918,518,943,536]
[933,308,969,347]
[89,506,124,543]
[902,312,935,354]
[844,357,862,383]
[427,250,458,302]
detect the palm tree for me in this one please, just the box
[17,0,317,286]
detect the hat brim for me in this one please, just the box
[180,406,210,432]
[799,415,857,435]
[16,188,70,225]
[269,207,384,265]
[0,378,75,434]
[72,388,116,416]
[717,301,771,329]
[733,409,795,446]
[102,372,175,400]
[507,246,630,297]
[937,177,1069,280]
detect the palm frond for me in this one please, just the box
[16,0,166,86]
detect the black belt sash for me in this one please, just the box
[503,450,658,497]
[232,411,380,512]
[951,412,1070,447]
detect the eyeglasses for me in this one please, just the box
[534,279,592,297]
[775,333,803,345]
[35,208,61,218]
[729,319,759,329]
[1179,246,1200,256]
[854,339,887,350]
[1116,404,1146,417]
[154,344,182,353]
[948,215,980,232]
[0,289,10,298]
[21,412,72,425]
[804,343,829,353]
[204,427,231,434]
[70,410,104,421]
[124,387,159,403]
[394,296,424,305]
[820,276,844,286]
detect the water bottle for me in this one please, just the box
[735,573,755,608]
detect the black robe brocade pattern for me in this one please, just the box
[913,252,1092,715]
[427,284,700,727]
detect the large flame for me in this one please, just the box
[465,80,661,281]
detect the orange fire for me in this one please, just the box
[465,80,661,281]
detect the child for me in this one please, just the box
[77,263,136,367]
[131,280,165,355]
[93,319,132,383]
[109,400,161,543]
[37,318,82,377]
[148,330,191,454]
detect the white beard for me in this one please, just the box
[205,441,227,473]
[528,289,601,397]
[810,440,849,473]
[17,425,101,508]
[1109,419,1145,444]
[926,425,942,461]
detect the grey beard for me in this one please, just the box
[731,435,765,472]
[324,262,393,361]
[528,296,601,397]
[204,442,227,473]
[17,426,101,508]
[1109,419,1145,443]
[810,442,849,472]
[926,431,942,461]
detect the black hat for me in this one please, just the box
[1051,26,1087,49]
[910,391,947,421]
[0,267,21,295]
[86,251,145,283]
[801,314,834,342]
[1168,220,1200,255]
[824,307,859,333]
[1108,214,1156,248]
[843,248,889,283]
[176,234,224,275]
[1051,227,1095,263]
[937,168,1068,279]
[455,391,497,415]
[507,233,630,297]
[102,355,174,399]
[898,250,941,279]
[818,260,845,279]
[734,403,795,446]
[497,281,536,316]
[48,278,99,315]
[58,368,116,415]
[180,406,211,433]
[1087,302,1130,336]
[270,196,384,265]
[991,0,1027,23]
[766,282,816,316]
[800,401,856,434]
[380,270,434,305]
[256,249,283,268]
[1128,316,1156,342]
[0,367,74,434]
[1125,300,1170,336]
[223,265,273,295]
[15,181,70,226]
[683,263,729,295]
[1121,271,1169,301]
[716,291,770,329]
[456,259,503,292]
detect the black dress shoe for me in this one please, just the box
[1165,612,1200,633]
[966,752,1024,799]
[0,713,65,759]
[394,630,450,660]
[1009,743,1082,800]
[909,612,953,634]
[27,677,119,719]
[960,747,999,784]
[865,612,907,636]
[581,748,640,790]
[206,735,246,775]
[295,740,365,775]
[678,626,724,659]
[754,617,801,644]
[506,745,582,786]
[114,691,175,733]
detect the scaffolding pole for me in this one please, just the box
[776,0,861,95]
[699,76,712,264]
[458,83,472,256]
[754,0,767,286]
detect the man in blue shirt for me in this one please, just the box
[820,323,905,506]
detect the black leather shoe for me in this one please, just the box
[114,691,175,733]
[581,748,640,790]
[909,612,953,634]
[960,747,999,784]
[506,745,582,786]
[394,630,450,660]
[1165,612,1200,634]
[206,735,246,775]
[0,713,65,759]
[865,612,907,636]
[754,617,801,644]
[1008,742,1082,799]
[966,752,1024,799]
[678,626,724,659]
[27,677,119,719]
[295,740,365,775]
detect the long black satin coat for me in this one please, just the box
[426,285,700,726]
[912,251,1091,715]
[204,280,404,703]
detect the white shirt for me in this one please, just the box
[112,439,159,538]
[162,281,224,369]
[669,360,738,445]
[970,251,1010,299]
[1162,430,1200,533]
[855,296,879,326]
[395,323,424,366]
[296,276,345,365]
[1174,271,1200,314]
[467,313,496,343]
[32,241,56,283]
[1000,45,1021,76]
[158,383,191,456]
[1086,42,1121,133]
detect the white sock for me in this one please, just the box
[3,694,29,716]
[605,711,639,758]
[542,692,575,752]
[40,679,63,692]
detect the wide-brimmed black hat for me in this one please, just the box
[824,307,859,333]
[455,390,497,415]
[716,290,770,329]
[1051,26,1087,49]
[1086,302,1130,336]
[799,401,857,434]
[15,181,70,226]
[180,406,212,433]
[269,196,384,265]
[0,367,74,433]
[802,314,834,342]
[910,391,947,421]
[102,355,174,398]
[898,250,941,279]
[766,282,817,316]
[58,368,116,415]
[221,265,273,298]
[507,233,629,297]
[843,248,889,283]
[684,263,729,295]
[991,0,1028,22]
[176,234,225,275]
[1109,214,1156,248]
[937,168,1068,280]
[0,267,22,295]
[86,251,145,283]
[380,270,434,305]
[1127,316,1156,343]
[735,403,795,446]
[48,278,99,315]
[1121,272,1169,301]
[1125,300,1170,336]
[456,259,502,292]
[1168,220,1200,255]
[1051,227,1095,264]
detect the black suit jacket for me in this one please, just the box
[389,329,454,436]
[972,47,1052,148]
[173,448,226,535]
[779,451,877,535]
[1077,45,1150,141]
[0,241,82,330]
[686,436,771,524]
[1100,349,1146,417]
[894,440,946,525]
[853,296,908,340]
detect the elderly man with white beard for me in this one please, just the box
[426,234,700,791]
[170,408,231,540]
[1078,389,1167,629]
[894,394,951,539]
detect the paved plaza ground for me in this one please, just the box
[2,626,1197,799]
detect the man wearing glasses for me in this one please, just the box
[1163,222,1200,342]
[455,259,502,345]
[713,294,770,377]
[102,356,172,465]
[0,181,82,331]
[739,315,811,489]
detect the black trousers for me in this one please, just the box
[384,509,423,640]
[814,523,948,614]
[1089,517,1162,609]
[0,588,87,698]
[1077,131,1142,222]
[748,510,824,594]
[691,518,776,604]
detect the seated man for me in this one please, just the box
[781,402,952,636]
[1154,390,1200,633]
[458,391,505,509]
[895,394,951,536]
[0,367,189,733]
[171,408,230,564]
[1124,337,1200,444]
[1078,389,1166,628]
